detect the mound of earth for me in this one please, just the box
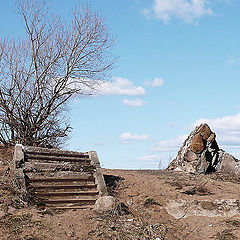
[1,146,240,239]
[168,123,240,175]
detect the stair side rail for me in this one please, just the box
[13,144,27,196]
[89,151,108,197]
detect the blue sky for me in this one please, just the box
[1,0,240,169]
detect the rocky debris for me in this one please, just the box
[168,123,240,174]
[0,210,4,217]
[166,199,240,219]
[89,213,167,240]
[94,196,118,213]
[0,160,6,165]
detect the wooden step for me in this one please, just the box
[36,191,99,197]
[28,184,97,190]
[25,162,92,171]
[29,177,95,183]
[26,160,90,166]
[37,194,98,201]
[38,195,98,201]
[26,172,93,179]
[19,146,106,210]
[24,165,95,173]
[25,169,95,174]
[26,155,91,162]
[24,147,89,159]
[50,205,94,210]
[44,199,96,204]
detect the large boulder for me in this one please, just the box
[94,196,118,213]
[190,133,205,153]
[168,123,240,174]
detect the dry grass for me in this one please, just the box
[0,213,44,235]
[215,229,237,240]
[88,211,167,240]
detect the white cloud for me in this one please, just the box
[123,98,146,107]
[152,77,164,87]
[137,153,176,169]
[144,0,213,24]
[138,154,162,168]
[152,134,188,152]
[168,122,176,128]
[144,77,164,87]
[68,77,146,97]
[97,77,145,96]
[138,154,162,162]
[223,0,231,4]
[120,132,149,142]
[63,77,145,97]
[225,58,235,64]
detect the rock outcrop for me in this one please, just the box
[168,123,240,174]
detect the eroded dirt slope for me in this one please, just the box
[1,146,240,239]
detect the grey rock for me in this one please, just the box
[0,210,5,217]
[184,150,198,162]
[94,196,118,213]
[7,207,16,214]
[196,150,211,173]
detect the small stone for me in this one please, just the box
[184,162,197,174]
[0,210,5,217]
[198,124,212,140]
[94,196,118,213]
[190,133,205,154]
[110,225,116,230]
[128,191,139,197]
[7,207,16,214]
[207,133,216,143]
[127,199,133,205]
[175,167,183,171]
[180,186,195,194]
[184,150,198,162]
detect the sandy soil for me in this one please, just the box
[1,146,240,239]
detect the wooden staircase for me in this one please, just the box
[14,145,107,210]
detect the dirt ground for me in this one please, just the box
[1,146,240,239]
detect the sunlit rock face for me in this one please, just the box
[168,123,240,174]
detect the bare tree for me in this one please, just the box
[0,0,116,147]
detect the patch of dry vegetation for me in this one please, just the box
[0,213,44,235]
[215,229,238,240]
[88,210,167,240]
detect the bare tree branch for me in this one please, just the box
[0,0,116,147]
